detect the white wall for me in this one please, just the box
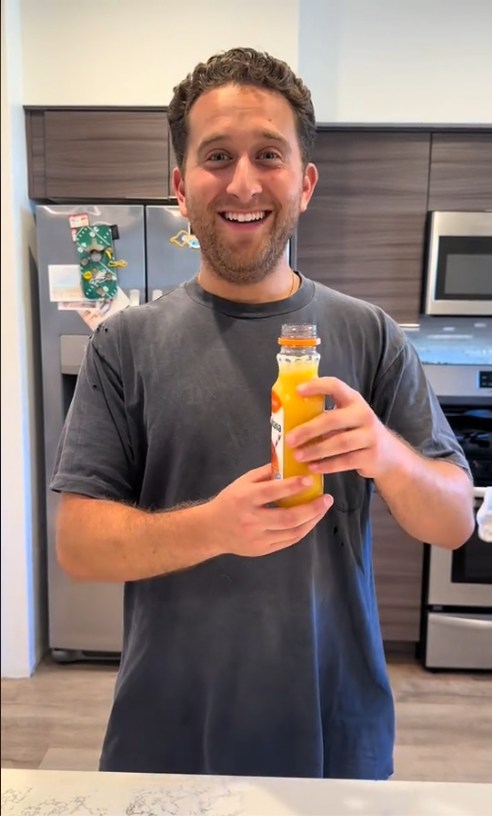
[20,0,300,105]
[1,0,46,678]
[298,0,492,123]
[21,0,492,122]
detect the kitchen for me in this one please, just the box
[2,1,492,813]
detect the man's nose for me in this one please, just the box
[226,157,262,201]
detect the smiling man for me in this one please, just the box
[51,47,474,780]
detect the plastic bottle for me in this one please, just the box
[271,323,325,507]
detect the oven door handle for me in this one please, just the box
[439,614,492,631]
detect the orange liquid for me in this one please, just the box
[271,363,324,507]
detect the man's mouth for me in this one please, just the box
[219,210,271,224]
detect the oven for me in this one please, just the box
[403,316,492,670]
[421,405,492,670]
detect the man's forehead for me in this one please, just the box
[187,85,297,146]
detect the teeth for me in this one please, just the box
[223,212,266,222]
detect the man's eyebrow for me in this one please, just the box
[196,129,291,153]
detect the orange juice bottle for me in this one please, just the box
[271,324,324,508]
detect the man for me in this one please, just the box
[52,47,474,779]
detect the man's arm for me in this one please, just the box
[286,378,475,551]
[56,493,218,581]
[56,466,332,582]
[372,434,474,549]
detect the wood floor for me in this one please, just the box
[1,655,491,783]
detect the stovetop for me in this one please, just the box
[403,317,492,367]
[402,316,492,404]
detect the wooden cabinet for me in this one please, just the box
[428,133,492,211]
[25,108,172,200]
[297,131,431,324]
[371,492,424,642]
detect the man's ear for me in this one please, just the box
[300,163,318,213]
[173,167,188,218]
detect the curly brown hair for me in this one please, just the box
[167,47,316,172]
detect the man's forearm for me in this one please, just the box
[375,436,475,550]
[56,494,221,582]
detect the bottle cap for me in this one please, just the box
[278,323,320,346]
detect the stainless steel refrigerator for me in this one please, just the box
[36,203,202,662]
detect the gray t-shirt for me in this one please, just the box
[51,273,469,779]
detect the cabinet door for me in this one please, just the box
[371,492,424,642]
[428,132,492,211]
[297,132,431,324]
[43,110,170,200]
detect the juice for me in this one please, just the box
[271,325,324,508]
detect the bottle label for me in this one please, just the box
[271,391,284,480]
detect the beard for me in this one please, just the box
[186,195,301,285]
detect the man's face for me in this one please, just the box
[173,84,317,284]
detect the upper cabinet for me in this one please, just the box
[428,133,492,211]
[25,108,172,201]
[297,131,431,325]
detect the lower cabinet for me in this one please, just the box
[371,492,424,642]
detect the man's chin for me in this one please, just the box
[214,267,269,285]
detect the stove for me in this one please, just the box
[402,316,492,671]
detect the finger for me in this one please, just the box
[244,464,278,483]
[308,452,364,474]
[263,507,332,550]
[259,494,333,531]
[285,408,357,448]
[296,376,359,406]
[254,475,317,506]
[294,428,370,463]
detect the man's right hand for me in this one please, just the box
[203,464,333,558]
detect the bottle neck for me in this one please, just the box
[277,347,320,370]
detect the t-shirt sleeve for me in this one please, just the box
[50,316,138,502]
[370,318,472,477]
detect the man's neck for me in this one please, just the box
[197,266,299,305]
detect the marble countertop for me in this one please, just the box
[1,769,491,816]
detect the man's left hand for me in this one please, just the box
[285,377,399,480]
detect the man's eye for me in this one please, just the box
[260,151,282,161]
[207,152,229,162]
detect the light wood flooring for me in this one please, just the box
[2,655,491,783]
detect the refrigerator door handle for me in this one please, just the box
[129,289,141,307]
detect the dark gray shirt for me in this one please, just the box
[51,274,469,779]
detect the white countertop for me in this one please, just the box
[1,769,491,815]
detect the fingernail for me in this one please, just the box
[297,384,308,394]
[301,477,313,486]
[285,433,297,446]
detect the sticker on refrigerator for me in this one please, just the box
[48,264,101,304]
[68,212,90,242]
[57,300,103,312]
[170,225,200,250]
[69,216,128,304]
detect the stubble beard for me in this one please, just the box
[188,198,301,285]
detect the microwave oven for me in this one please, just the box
[423,211,492,316]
